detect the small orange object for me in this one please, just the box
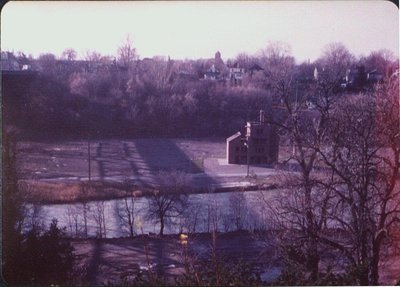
[179,233,188,245]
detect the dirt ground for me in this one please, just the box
[72,231,280,285]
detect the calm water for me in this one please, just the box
[25,190,278,238]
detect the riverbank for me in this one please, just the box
[19,177,279,204]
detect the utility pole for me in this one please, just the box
[244,141,250,177]
[87,134,91,182]
[244,121,251,178]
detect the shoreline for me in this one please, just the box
[19,178,278,205]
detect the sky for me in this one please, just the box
[1,1,399,63]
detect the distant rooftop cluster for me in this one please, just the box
[1,51,34,72]
[202,51,264,86]
[2,48,398,94]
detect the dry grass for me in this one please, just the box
[19,180,146,204]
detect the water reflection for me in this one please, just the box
[28,190,278,238]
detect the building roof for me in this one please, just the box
[249,64,263,71]
[226,132,242,142]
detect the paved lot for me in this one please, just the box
[17,138,277,190]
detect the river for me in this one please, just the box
[25,190,278,238]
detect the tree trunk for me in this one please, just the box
[83,203,88,238]
[358,264,369,286]
[102,213,107,238]
[125,199,135,239]
[370,239,382,285]
[160,217,164,236]
[129,224,134,239]
[304,173,319,281]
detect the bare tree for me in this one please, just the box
[235,52,254,70]
[361,49,396,74]
[79,182,92,238]
[25,203,45,232]
[263,172,335,278]
[316,42,355,87]
[142,56,174,90]
[271,83,322,280]
[146,170,190,236]
[37,53,57,74]
[264,41,348,280]
[65,206,75,236]
[258,41,295,102]
[65,206,81,237]
[83,50,107,63]
[92,201,107,238]
[116,183,137,238]
[181,202,202,234]
[315,78,400,285]
[117,34,137,68]
[228,191,248,231]
[262,42,397,284]
[204,187,222,234]
[61,48,77,61]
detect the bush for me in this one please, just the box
[14,219,75,285]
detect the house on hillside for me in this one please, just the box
[366,69,384,82]
[228,62,245,85]
[56,59,89,73]
[345,66,367,88]
[1,51,21,71]
[248,63,263,75]
[204,64,221,80]
[203,51,228,81]
[226,110,279,164]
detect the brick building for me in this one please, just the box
[226,110,279,164]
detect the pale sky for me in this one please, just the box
[1,1,399,63]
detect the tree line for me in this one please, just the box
[4,40,397,139]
